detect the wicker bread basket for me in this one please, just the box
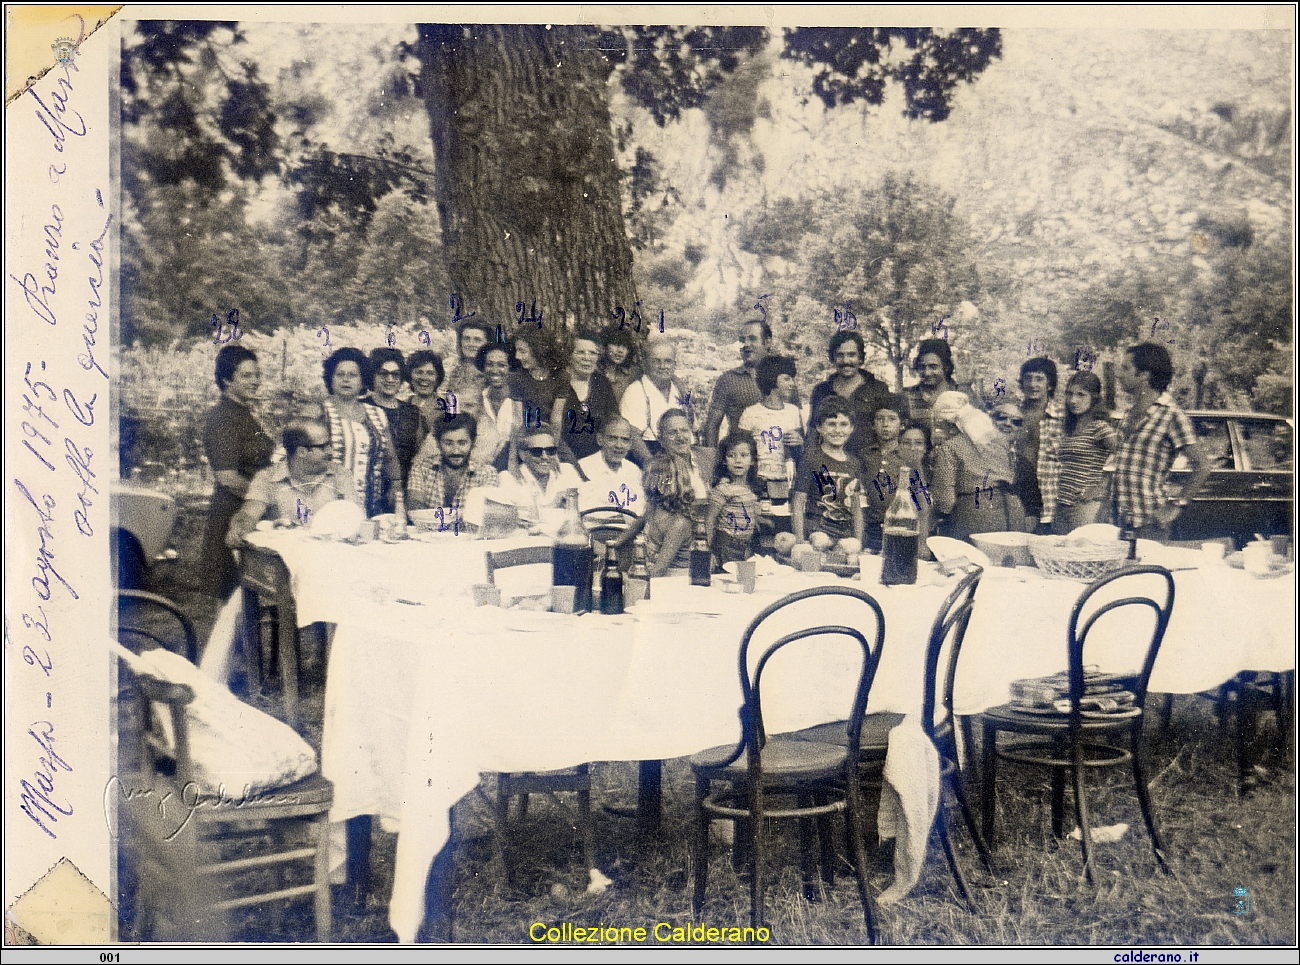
[1029,536,1129,581]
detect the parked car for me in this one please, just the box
[111,480,178,589]
[1167,411,1293,547]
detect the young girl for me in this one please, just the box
[1039,371,1119,535]
[706,433,763,566]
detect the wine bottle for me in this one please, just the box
[552,489,593,612]
[881,466,920,586]
[689,517,712,587]
[600,543,625,615]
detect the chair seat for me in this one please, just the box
[982,702,1143,732]
[785,712,906,752]
[690,736,848,782]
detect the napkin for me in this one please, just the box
[876,717,941,904]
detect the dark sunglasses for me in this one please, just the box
[376,369,403,379]
[301,442,332,452]
[525,446,559,457]
[993,414,1023,427]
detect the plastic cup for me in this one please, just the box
[1242,543,1272,575]
[859,554,883,584]
[737,560,757,593]
[1270,535,1289,559]
[472,584,502,607]
[551,585,577,614]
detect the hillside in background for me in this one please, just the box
[623,28,1292,407]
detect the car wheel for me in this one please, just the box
[114,528,148,591]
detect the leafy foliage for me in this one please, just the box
[782,27,1002,120]
[740,174,982,388]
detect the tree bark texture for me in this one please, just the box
[416,24,638,335]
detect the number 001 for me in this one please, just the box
[100,954,119,963]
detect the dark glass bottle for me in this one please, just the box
[689,517,712,587]
[600,543,625,615]
[881,466,920,586]
[552,490,593,612]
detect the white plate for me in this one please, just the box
[927,536,991,570]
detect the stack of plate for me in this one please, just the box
[1009,668,1140,718]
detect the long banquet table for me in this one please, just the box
[243,528,1295,942]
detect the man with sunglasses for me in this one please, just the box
[496,424,584,524]
[226,420,357,544]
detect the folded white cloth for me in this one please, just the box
[198,590,244,684]
[876,716,941,903]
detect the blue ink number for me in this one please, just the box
[761,426,783,453]
[567,405,595,434]
[212,309,242,344]
[812,465,837,500]
[608,484,638,509]
[834,300,856,332]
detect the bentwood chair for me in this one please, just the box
[791,567,993,906]
[688,586,885,940]
[115,590,333,941]
[482,547,594,886]
[978,565,1175,882]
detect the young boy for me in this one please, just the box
[738,355,805,507]
[792,396,865,545]
[861,396,906,552]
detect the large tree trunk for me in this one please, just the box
[415,24,638,335]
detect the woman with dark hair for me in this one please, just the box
[510,329,564,428]
[550,331,619,463]
[1038,370,1119,534]
[405,349,446,429]
[369,347,426,486]
[318,347,404,519]
[474,341,524,471]
[200,344,274,597]
[600,326,642,404]
[897,420,935,557]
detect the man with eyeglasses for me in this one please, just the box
[496,424,584,523]
[407,413,496,511]
[226,420,357,545]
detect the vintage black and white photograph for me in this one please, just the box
[21,5,1295,949]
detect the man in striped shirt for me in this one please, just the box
[1110,343,1211,540]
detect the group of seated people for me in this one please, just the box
[203,315,1136,588]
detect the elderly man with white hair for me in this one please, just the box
[620,340,683,466]
[929,390,1026,540]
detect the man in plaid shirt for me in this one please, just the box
[1110,343,1211,539]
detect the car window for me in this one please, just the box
[1180,417,1233,470]
[1237,418,1293,471]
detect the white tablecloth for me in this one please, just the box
[243,531,1295,942]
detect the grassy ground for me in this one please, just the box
[132,516,1295,946]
